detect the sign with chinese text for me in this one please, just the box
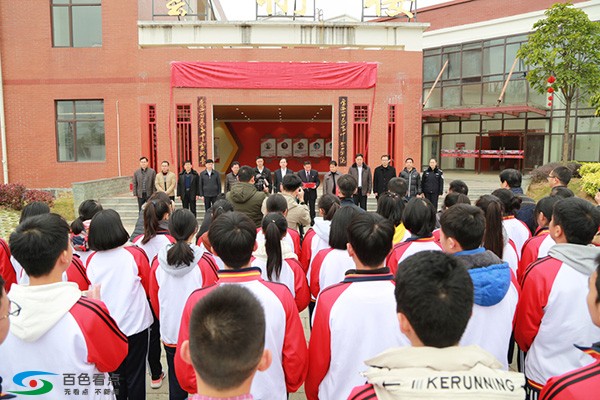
[198,97,207,166]
[338,97,348,166]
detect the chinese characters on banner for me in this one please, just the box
[363,0,415,18]
[198,97,207,166]
[166,0,188,17]
[338,97,348,166]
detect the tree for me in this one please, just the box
[517,3,600,163]
[592,93,600,117]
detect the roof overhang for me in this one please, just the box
[422,104,547,120]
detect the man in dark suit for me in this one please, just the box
[254,156,273,194]
[298,160,320,225]
[177,160,200,216]
[273,158,293,193]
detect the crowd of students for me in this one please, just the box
[1,163,600,400]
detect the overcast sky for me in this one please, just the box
[217,0,451,21]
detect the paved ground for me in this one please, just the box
[143,171,512,399]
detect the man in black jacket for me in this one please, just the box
[499,168,536,234]
[421,158,444,209]
[399,157,421,200]
[273,158,293,193]
[373,154,396,199]
[177,160,200,216]
[199,159,221,211]
[254,156,272,194]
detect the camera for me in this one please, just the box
[254,174,266,192]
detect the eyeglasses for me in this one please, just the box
[0,300,21,320]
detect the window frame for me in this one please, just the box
[51,0,102,48]
[55,99,105,162]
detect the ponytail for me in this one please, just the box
[72,199,103,234]
[71,217,86,235]
[167,209,198,267]
[476,195,504,259]
[142,199,171,244]
[262,213,287,280]
[318,194,341,221]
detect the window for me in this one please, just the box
[353,105,369,164]
[52,0,102,47]
[176,104,192,168]
[56,100,105,162]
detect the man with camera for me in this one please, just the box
[254,156,273,194]
[226,165,269,228]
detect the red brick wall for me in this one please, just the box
[0,1,422,187]
[417,0,587,31]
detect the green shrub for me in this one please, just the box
[581,171,600,197]
[578,162,600,178]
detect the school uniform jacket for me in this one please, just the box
[540,343,600,400]
[502,215,532,258]
[299,218,331,274]
[0,282,127,400]
[133,228,176,267]
[175,267,308,400]
[309,248,355,299]
[518,228,554,283]
[255,228,301,260]
[0,239,15,292]
[385,237,442,275]
[515,244,600,387]
[252,257,310,312]
[455,248,519,370]
[149,244,218,345]
[306,269,410,400]
[11,254,90,292]
[86,246,153,337]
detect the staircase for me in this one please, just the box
[99,171,509,233]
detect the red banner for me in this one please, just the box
[170,62,378,89]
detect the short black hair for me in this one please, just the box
[140,156,149,162]
[10,213,70,278]
[231,161,240,167]
[356,153,364,159]
[387,177,408,197]
[552,197,600,245]
[206,159,214,164]
[550,186,574,198]
[405,157,414,163]
[161,160,170,166]
[20,201,50,223]
[381,154,390,160]
[395,251,474,347]
[266,194,288,213]
[282,174,302,192]
[183,160,192,166]
[442,192,471,210]
[71,199,103,234]
[238,166,255,183]
[303,160,311,165]
[440,204,485,250]
[492,188,522,216]
[551,166,572,186]
[499,169,522,188]
[337,174,357,198]
[88,209,129,251]
[534,196,562,225]
[189,285,266,390]
[402,198,436,238]
[329,160,337,166]
[448,180,469,195]
[209,212,256,269]
[255,156,264,161]
[376,191,405,226]
[329,206,361,250]
[348,213,394,267]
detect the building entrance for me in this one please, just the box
[476,131,524,172]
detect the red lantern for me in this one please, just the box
[548,76,556,84]
[548,102,552,107]
[548,95,554,101]
[547,87,554,93]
